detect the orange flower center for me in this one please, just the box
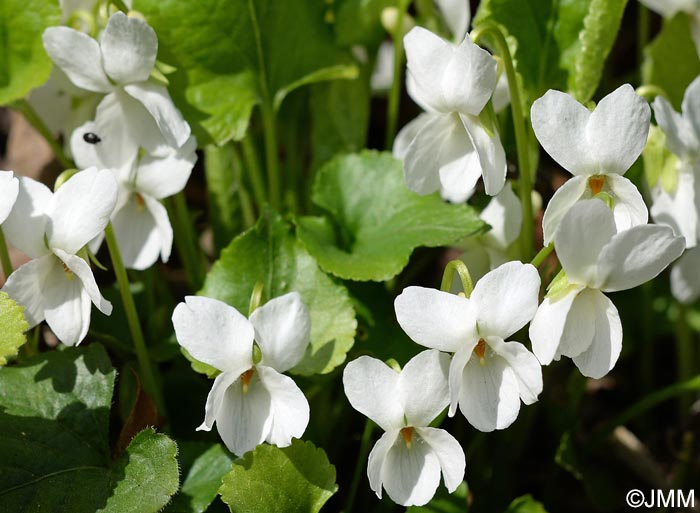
[588,175,606,195]
[400,426,414,448]
[135,193,145,211]
[241,368,255,393]
[474,339,486,366]
[62,262,74,280]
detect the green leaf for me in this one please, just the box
[133,0,355,145]
[642,13,700,110]
[200,208,357,375]
[504,495,548,513]
[473,0,627,104]
[296,151,485,281]
[0,344,179,512]
[166,443,235,513]
[0,0,60,105]
[407,481,469,513]
[219,440,337,513]
[0,291,28,364]
[333,0,397,47]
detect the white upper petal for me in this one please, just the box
[2,177,52,259]
[555,199,617,287]
[47,168,118,255]
[415,427,466,493]
[54,248,111,315]
[1,255,53,327]
[461,114,507,196]
[435,0,470,42]
[124,82,191,149]
[398,350,450,427]
[100,12,157,84]
[671,246,700,304]
[0,171,19,225]
[652,96,699,158]
[258,366,310,447]
[470,261,541,339]
[571,290,622,378]
[529,285,584,365]
[42,258,90,346]
[42,27,113,93]
[608,174,649,233]
[136,136,198,199]
[480,182,522,248]
[650,166,699,248]
[250,292,311,373]
[541,176,587,245]
[488,337,542,405]
[342,356,404,431]
[394,286,476,353]
[404,27,496,115]
[597,223,685,292]
[172,296,255,373]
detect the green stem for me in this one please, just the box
[0,227,13,280]
[675,302,694,417]
[343,419,375,513]
[170,192,206,291]
[472,24,535,260]
[530,243,554,268]
[238,185,256,229]
[635,84,669,101]
[240,137,267,209]
[110,0,129,12]
[104,223,165,414]
[384,0,410,149]
[11,99,73,169]
[440,259,474,297]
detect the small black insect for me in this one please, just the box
[83,132,101,144]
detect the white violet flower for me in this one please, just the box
[171,293,312,457]
[531,84,651,244]
[395,261,543,432]
[529,199,685,378]
[1,168,117,346]
[0,171,19,226]
[343,350,465,507]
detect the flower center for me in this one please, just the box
[135,193,145,211]
[588,175,606,195]
[62,261,74,280]
[474,339,486,366]
[241,368,255,394]
[400,426,414,448]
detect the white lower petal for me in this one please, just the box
[572,291,622,378]
[1,255,53,327]
[488,337,542,405]
[558,288,597,359]
[144,196,173,264]
[112,194,164,271]
[608,174,649,233]
[367,430,398,499]
[529,287,582,365]
[416,427,466,493]
[393,113,432,160]
[53,248,112,315]
[671,247,700,304]
[448,344,475,416]
[42,258,91,346]
[258,366,310,447]
[542,176,587,245]
[458,354,521,432]
[460,114,506,196]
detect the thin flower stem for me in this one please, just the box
[11,99,73,170]
[170,192,206,291]
[530,242,554,268]
[472,24,535,260]
[0,227,13,280]
[110,0,129,12]
[635,84,669,101]
[384,0,410,149]
[440,259,474,297]
[240,137,267,210]
[104,223,165,414]
[343,419,375,513]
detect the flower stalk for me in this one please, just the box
[440,259,474,297]
[11,99,74,170]
[170,192,206,291]
[0,227,12,280]
[384,0,411,149]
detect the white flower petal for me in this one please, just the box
[143,195,173,265]
[555,199,617,287]
[0,171,19,225]
[367,430,398,500]
[211,369,274,457]
[395,286,475,353]
[529,286,583,365]
[258,366,310,447]
[458,354,521,431]
[342,356,404,431]
[2,177,52,259]
[47,168,118,255]
[172,296,255,372]
[448,343,476,416]
[69,121,104,170]
[571,290,622,378]
[124,82,191,148]
[671,247,700,304]
[531,89,593,176]
[480,182,522,248]
[608,174,649,232]
[136,136,198,199]
[639,0,691,18]
[650,166,699,248]
[1,255,53,327]
[681,76,700,146]
[42,27,113,93]
[43,259,90,346]
[54,248,111,315]
[111,194,163,271]
[380,432,442,507]
[652,95,699,158]
[471,261,541,339]
[598,223,685,292]
[250,292,311,373]
[586,84,650,175]
[557,288,597,359]
[416,427,466,493]
[196,368,243,432]
[461,114,507,196]
[435,0,470,42]
[399,350,450,427]
[100,12,157,84]
[541,175,587,245]
[488,337,542,405]
[394,113,432,160]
